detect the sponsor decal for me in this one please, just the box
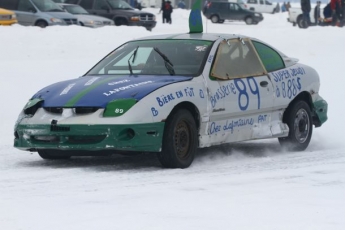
[85,77,100,86]
[60,83,75,95]
[103,81,154,97]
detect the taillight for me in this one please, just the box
[207,2,212,8]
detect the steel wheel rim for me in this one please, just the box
[293,108,310,143]
[174,120,191,159]
[211,16,218,23]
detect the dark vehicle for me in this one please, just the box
[203,1,263,25]
[63,0,156,30]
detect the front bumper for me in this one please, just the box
[312,97,328,127]
[14,122,165,152]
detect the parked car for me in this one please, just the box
[0,0,78,27]
[57,3,114,27]
[14,31,328,168]
[246,0,278,14]
[204,1,263,25]
[0,8,17,25]
[64,0,156,31]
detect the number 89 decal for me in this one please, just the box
[234,77,261,111]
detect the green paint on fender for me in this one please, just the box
[103,99,137,117]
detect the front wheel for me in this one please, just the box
[279,101,313,151]
[157,109,197,168]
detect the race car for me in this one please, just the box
[14,2,328,168]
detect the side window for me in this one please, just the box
[17,0,35,12]
[0,0,18,10]
[211,38,266,80]
[229,3,235,10]
[94,0,108,10]
[65,0,79,4]
[248,0,257,4]
[259,0,264,4]
[252,41,285,72]
[80,0,93,9]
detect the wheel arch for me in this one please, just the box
[35,19,48,27]
[283,91,318,125]
[167,101,201,132]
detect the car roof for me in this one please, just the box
[134,33,248,42]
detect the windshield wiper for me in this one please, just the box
[127,46,139,75]
[153,47,175,75]
[47,9,64,12]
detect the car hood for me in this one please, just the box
[75,14,112,22]
[32,75,193,108]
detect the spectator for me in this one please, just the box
[314,1,322,25]
[330,0,342,26]
[177,0,186,9]
[301,0,311,27]
[159,0,166,23]
[286,2,291,11]
[163,0,173,24]
[281,2,287,12]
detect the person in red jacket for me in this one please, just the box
[330,0,342,26]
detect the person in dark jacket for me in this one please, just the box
[301,0,311,26]
[159,0,166,23]
[163,1,173,24]
[314,1,322,25]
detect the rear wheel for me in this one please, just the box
[38,150,71,160]
[279,101,313,151]
[245,17,253,25]
[157,109,197,168]
[211,15,219,23]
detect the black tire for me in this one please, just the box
[36,20,48,28]
[245,16,253,25]
[279,101,313,151]
[38,150,71,160]
[297,15,308,28]
[211,15,219,23]
[157,109,198,168]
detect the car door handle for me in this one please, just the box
[260,81,268,87]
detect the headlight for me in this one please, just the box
[83,20,94,25]
[103,99,137,117]
[153,16,156,21]
[130,16,140,21]
[11,14,16,19]
[50,18,62,23]
[255,13,261,17]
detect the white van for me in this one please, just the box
[246,0,278,14]
[0,0,78,27]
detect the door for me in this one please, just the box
[206,38,275,143]
[228,3,243,21]
[16,0,37,26]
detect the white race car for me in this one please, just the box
[14,5,328,168]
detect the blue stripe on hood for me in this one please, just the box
[32,75,193,107]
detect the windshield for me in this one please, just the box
[32,0,64,12]
[87,39,213,76]
[63,5,89,14]
[107,0,134,10]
